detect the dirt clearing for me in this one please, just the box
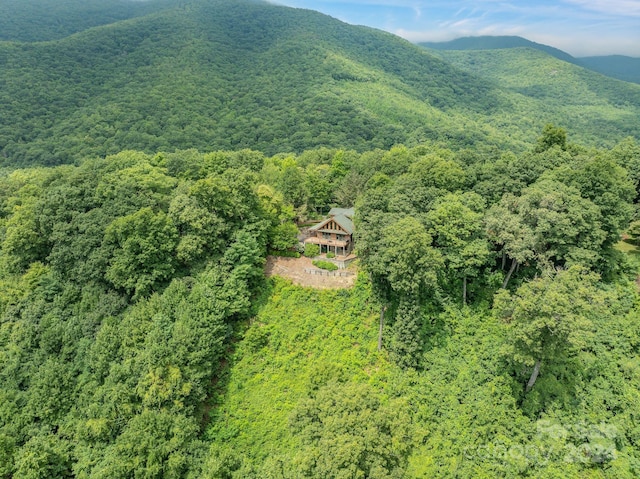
[265,256,356,289]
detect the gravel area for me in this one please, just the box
[265,256,356,289]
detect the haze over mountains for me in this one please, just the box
[0,0,639,168]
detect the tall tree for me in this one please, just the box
[551,155,635,252]
[485,196,536,288]
[361,215,443,364]
[486,179,606,286]
[494,266,605,392]
[535,123,567,153]
[427,192,491,303]
[103,207,178,299]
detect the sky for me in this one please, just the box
[270,0,640,57]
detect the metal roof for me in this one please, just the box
[309,208,355,234]
[328,207,354,218]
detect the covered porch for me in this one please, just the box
[304,236,352,257]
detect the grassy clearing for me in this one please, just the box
[206,276,387,460]
[204,274,640,477]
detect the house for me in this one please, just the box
[304,207,355,257]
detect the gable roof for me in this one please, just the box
[332,213,354,234]
[309,212,354,235]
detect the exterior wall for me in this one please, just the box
[304,215,355,257]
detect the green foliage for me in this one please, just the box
[0,147,272,477]
[198,271,640,477]
[312,260,338,271]
[268,222,299,252]
[2,1,639,168]
[433,47,640,147]
[303,243,320,258]
[0,100,640,479]
[290,382,412,478]
[495,266,607,392]
[0,0,175,43]
[325,251,335,259]
[104,207,178,299]
[427,191,491,301]
[536,123,568,152]
[13,434,72,479]
[388,297,424,369]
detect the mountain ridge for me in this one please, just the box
[420,35,640,84]
[1,1,639,167]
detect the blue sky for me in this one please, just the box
[270,0,640,57]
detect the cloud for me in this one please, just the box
[271,0,640,56]
[562,0,640,17]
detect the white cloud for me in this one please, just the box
[272,0,640,56]
[562,0,640,17]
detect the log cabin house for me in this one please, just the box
[304,207,354,257]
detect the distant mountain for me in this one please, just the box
[424,46,640,149]
[421,36,640,85]
[1,1,639,167]
[421,36,576,64]
[579,56,640,84]
[0,0,509,166]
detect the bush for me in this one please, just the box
[304,244,320,258]
[312,260,338,271]
[326,251,335,259]
[269,222,299,251]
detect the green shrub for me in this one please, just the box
[269,222,299,252]
[326,251,335,259]
[313,260,338,271]
[304,244,320,258]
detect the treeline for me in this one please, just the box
[0,149,294,477]
[0,131,639,476]
[357,127,639,369]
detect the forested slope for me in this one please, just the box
[1,1,640,477]
[420,36,577,64]
[0,0,178,42]
[425,47,640,147]
[0,0,503,166]
[1,131,640,477]
[421,35,640,85]
[580,55,640,85]
[1,0,640,167]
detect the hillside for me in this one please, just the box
[0,0,505,166]
[424,47,640,147]
[1,139,639,477]
[0,0,178,42]
[211,277,640,478]
[1,0,640,167]
[420,35,577,64]
[421,35,640,85]
[580,55,640,84]
[2,1,640,477]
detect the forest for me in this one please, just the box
[1,0,640,168]
[1,128,640,477]
[2,0,640,477]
